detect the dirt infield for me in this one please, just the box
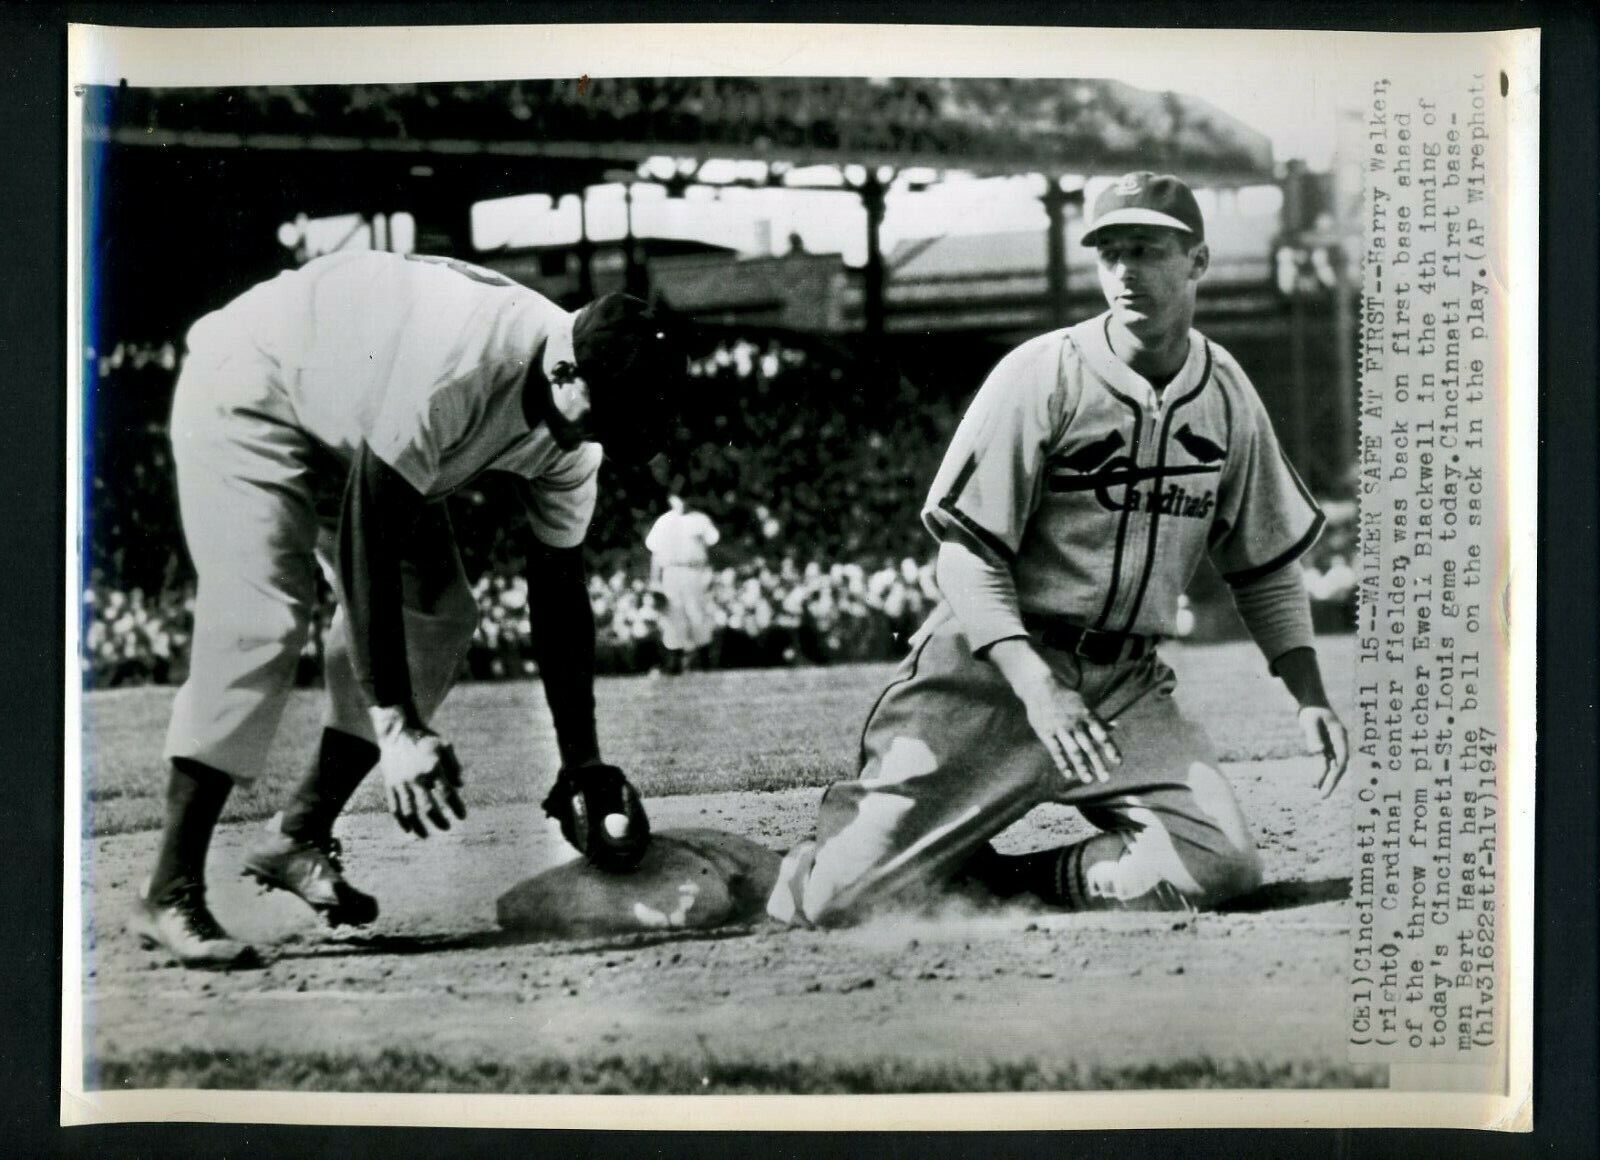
[76,639,1375,1094]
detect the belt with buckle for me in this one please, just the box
[1022,614,1155,665]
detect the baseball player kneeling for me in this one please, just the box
[134,251,676,969]
[768,172,1349,927]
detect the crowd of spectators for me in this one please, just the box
[82,554,943,687]
[93,79,1268,175]
[80,333,1357,690]
[84,342,190,602]
[85,525,1358,689]
[82,581,189,688]
[467,555,941,681]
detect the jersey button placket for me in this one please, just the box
[1110,422,1153,629]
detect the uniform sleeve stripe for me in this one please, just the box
[943,453,980,505]
[1278,446,1318,509]
[933,496,1018,568]
[1222,510,1327,587]
[1217,368,1235,451]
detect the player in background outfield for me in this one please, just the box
[134,251,681,968]
[645,494,721,673]
[768,173,1350,926]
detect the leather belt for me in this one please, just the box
[1023,613,1156,665]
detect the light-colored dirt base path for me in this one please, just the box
[80,771,1358,1090]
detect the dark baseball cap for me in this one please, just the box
[1080,172,1205,247]
[571,293,686,463]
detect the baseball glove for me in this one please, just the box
[541,763,652,873]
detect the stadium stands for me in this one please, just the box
[80,336,1355,689]
[98,79,1271,177]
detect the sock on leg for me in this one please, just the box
[1043,835,1194,912]
[147,758,233,902]
[967,836,1204,912]
[279,728,381,843]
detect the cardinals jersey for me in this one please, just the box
[923,313,1323,640]
[184,249,601,547]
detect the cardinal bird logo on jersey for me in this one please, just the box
[1173,424,1226,463]
[1055,429,1127,473]
[1047,423,1224,517]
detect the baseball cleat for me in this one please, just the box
[131,881,262,970]
[241,815,379,927]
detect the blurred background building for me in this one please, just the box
[80,78,1360,688]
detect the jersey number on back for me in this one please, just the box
[403,253,517,289]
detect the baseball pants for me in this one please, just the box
[658,564,715,652]
[163,339,477,785]
[767,602,1262,925]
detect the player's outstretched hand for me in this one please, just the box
[1299,705,1349,798]
[1017,673,1122,787]
[370,706,468,838]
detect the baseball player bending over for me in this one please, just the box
[135,251,679,968]
[768,173,1350,926]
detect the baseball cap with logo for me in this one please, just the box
[1080,172,1205,247]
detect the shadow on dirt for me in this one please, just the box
[268,930,510,960]
[262,877,1350,964]
[1217,877,1351,912]
[268,922,768,963]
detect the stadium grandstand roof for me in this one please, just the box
[87,78,1274,183]
[887,208,1279,285]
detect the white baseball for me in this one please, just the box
[603,813,631,839]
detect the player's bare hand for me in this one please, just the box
[1299,706,1349,798]
[370,706,468,837]
[1019,676,1121,786]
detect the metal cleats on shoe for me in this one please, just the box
[132,880,262,970]
[242,814,380,927]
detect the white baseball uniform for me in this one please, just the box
[645,507,721,652]
[768,313,1323,925]
[164,251,602,782]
